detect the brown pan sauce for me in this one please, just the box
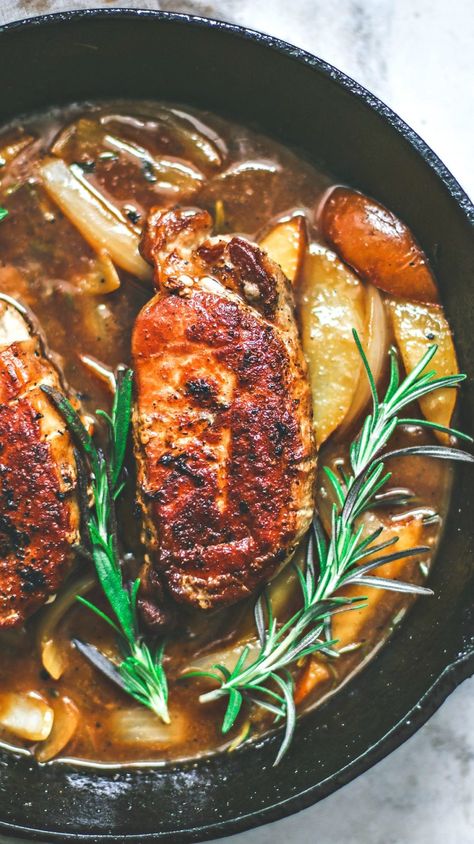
[0,101,451,764]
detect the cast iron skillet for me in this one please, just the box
[0,9,473,843]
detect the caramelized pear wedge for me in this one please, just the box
[332,513,425,646]
[388,297,460,442]
[339,284,389,435]
[259,216,308,284]
[320,187,439,304]
[299,245,366,447]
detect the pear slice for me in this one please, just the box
[388,297,459,442]
[299,245,366,447]
[259,215,307,284]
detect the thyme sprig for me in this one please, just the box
[42,370,169,723]
[193,333,474,764]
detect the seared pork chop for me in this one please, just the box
[0,298,80,627]
[132,208,316,612]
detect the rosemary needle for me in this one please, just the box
[191,332,474,765]
[42,370,169,723]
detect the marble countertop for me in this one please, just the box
[0,2,473,843]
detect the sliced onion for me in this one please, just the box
[0,693,53,742]
[103,134,204,196]
[73,250,121,295]
[50,117,103,159]
[35,696,79,762]
[101,110,225,170]
[97,250,121,292]
[37,571,97,680]
[164,107,226,168]
[79,353,116,393]
[214,198,226,233]
[40,157,152,282]
[339,283,389,434]
[108,707,185,747]
[52,116,206,194]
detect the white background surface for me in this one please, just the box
[0,2,473,843]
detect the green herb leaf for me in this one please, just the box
[41,386,100,480]
[45,370,169,723]
[0,207,8,222]
[222,689,243,734]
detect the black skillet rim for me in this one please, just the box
[0,8,473,843]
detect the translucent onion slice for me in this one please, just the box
[37,571,97,680]
[101,109,225,170]
[35,696,79,762]
[0,298,31,345]
[74,250,121,295]
[40,158,152,282]
[0,693,53,742]
[108,708,185,747]
[339,284,389,434]
[164,107,226,169]
[50,117,103,159]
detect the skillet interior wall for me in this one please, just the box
[0,12,472,842]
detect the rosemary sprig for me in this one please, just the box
[42,370,169,723]
[193,333,473,764]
